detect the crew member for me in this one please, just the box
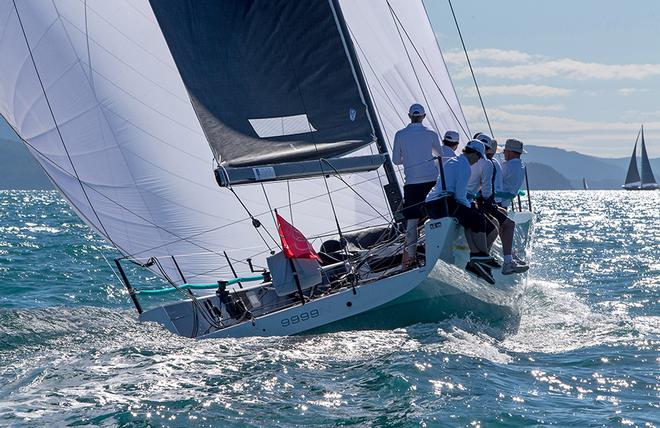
[425,140,497,284]
[465,133,500,267]
[441,130,459,165]
[392,103,442,269]
[482,138,528,275]
[498,139,527,208]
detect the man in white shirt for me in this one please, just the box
[467,134,496,203]
[426,140,498,284]
[482,139,528,275]
[499,139,527,208]
[440,130,459,165]
[392,103,442,269]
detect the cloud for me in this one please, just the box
[462,105,660,133]
[461,105,660,156]
[617,87,649,96]
[446,49,660,81]
[462,84,573,97]
[443,48,533,65]
[498,104,565,112]
[479,59,660,80]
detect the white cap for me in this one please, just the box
[504,138,526,154]
[476,133,492,148]
[443,130,459,144]
[408,103,425,116]
[476,134,497,153]
[465,139,486,158]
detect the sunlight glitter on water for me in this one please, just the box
[0,190,658,426]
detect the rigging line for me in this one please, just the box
[99,248,123,285]
[321,159,390,224]
[421,0,472,139]
[51,0,197,260]
[12,0,112,243]
[447,0,494,138]
[387,2,443,138]
[386,3,471,140]
[319,162,349,261]
[58,13,191,105]
[126,151,437,260]
[260,183,279,231]
[15,133,239,265]
[228,187,279,252]
[287,180,294,225]
[83,0,94,89]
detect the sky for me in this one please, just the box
[2,1,659,158]
[425,0,660,157]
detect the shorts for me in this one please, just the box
[425,197,448,219]
[483,202,511,225]
[447,197,496,234]
[402,181,436,219]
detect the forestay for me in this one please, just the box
[0,0,390,284]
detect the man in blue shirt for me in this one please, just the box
[426,140,499,284]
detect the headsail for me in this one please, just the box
[0,0,390,283]
[624,129,641,187]
[0,0,466,286]
[639,126,657,186]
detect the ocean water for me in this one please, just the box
[0,190,658,427]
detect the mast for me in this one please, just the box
[329,0,403,217]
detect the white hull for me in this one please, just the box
[140,212,533,338]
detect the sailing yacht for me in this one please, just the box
[0,0,533,338]
[623,126,659,190]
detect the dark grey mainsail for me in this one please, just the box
[149,0,375,167]
[624,130,641,188]
[639,127,657,186]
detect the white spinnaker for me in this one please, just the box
[340,0,470,167]
[0,0,390,284]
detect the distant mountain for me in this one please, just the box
[525,162,573,190]
[1,113,658,190]
[0,138,52,190]
[524,145,660,190]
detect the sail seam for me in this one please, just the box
[12,0,112,242]
[385,2,471,140]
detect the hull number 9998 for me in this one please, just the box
[280,309,320,327]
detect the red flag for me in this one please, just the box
[276,213,321,261]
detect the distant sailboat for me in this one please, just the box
[623,126,658,190]
[582,177,589,190]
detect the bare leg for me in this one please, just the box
[465,229,479,253]
[403,219,419,267]
[470,231,490,254]
[500,218,515,257]
[486,218,499,250]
